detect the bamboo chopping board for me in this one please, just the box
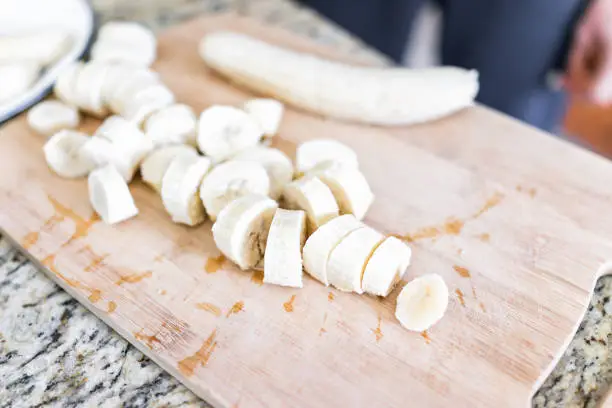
[1,14,612,408]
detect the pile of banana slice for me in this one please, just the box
[27,21,449,333]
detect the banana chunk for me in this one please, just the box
[232,146,293,199]
[141,145,198,192]
[0,30,72,66]
[197,105,263,162]
[243,98,284,137]
[362,237,412,297]
[282,176,339,234]
[326,226,385,293]
[27,100,80,137]
[395,274,449,332]
[88,164,139,225]
[107,68,159,114]
[296,139,358,174]
[212,194,278,270]
[91,22,156,67]
[120,84,175,125]
[54,62,82,106]
[43,130,95,178]
[199,160,270,221]
[161,153,212,226]
[264,209,306,288]
[73,62,111,117]
[302,214,362,286]
[0,61,40,104]
[145,104,197,147]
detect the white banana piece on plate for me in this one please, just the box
[296,139,358,174]
[199,160,270,221]
[326,226,385,293]
[144,104,197,147]
[27,100,80,137]
[141,145,197,192]
[161,153,212,226]
[43,130,95,178]
[199,31,479,126]
[307,161,373,220]
[281,176,339,234]
[107,68,159,114]
[242,98,284,137]
[212,194,278,270]
[231,146,293,200]
[263,208,306,288]
[395,274,449,332]
[362,236,412,297]
[88,164,139,225]
[120,84,175,125]
[73,62,111,117]
[302,214,362,286]
[197,105,263,162]
[54,62,82,106]
[0,30,72,66]
[0,61,40,104]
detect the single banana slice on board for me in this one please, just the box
[264,209,306,288]
[141,145,198,192]
[282,176,339,234]
[97,21,156,49]
[88,164,139,225]
[395,274,449,332]
[107,68,159,114]
[197,105,263,162]
[362,236,412,297]
[0,61,40,104]
[212,194,278,270]
[326,226,385,293]
[302,214,362,286]
[232,146,293,200]
[161,153,212,226]
[27,100,80,137]
[242,98,284,137]
[73,62,111,117]
[296,139,358,174]
[199,160,270,221]
[54,62,82,106]
[144,104,197,147]
[43,130,95,178]
[93,22,156,67]
[120,84,175,125]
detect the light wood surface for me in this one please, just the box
[1,14,612,408]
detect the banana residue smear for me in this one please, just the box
[47,195,100,246]
[421,331,431,344]
[453,265,471,278]
[371,316,383,342]
[88,289,102,303]
[516,185,537,198]
[204,254,226,273]
[283,295,296,312]
[477,233,490,242]
[134,329,161,350]
[115,270,153,286]
[197,302,222,317]
[455,289,466,307]
[178,329,218,377]
[328,292,334,302]
[250,270,264,286]
[107,301,117,313]
[80,246,108,273]
[479,302,486,313]
[226,301,244,318]
[22,231,40,250]
[41,253,102,301]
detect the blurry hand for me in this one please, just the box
[566,0,612,104]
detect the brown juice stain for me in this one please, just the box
[48,195,100,246]
[283,295,296,312]
[178,329,218,377]
[250,270,264,286]
[371,316,383,342]
[477,233,491,242]
[328,292,334,302]
[22,231,40,250]
[455,289,466,306]
[204,254,226,273]
[88,289,102,303]
[41,254,102,302]
[528,188,537,197]
[443,218,464,235]
[453,265,471,278]
[479,302,486,312]
[421,331,431,344]
[196,302,222,317]
[79,246,109,273]
[134,329,161,350]
[319,328,327,336]
[107,301,117,313]
[159,289,167,295]
[471,192,504,219]
[115,270,153,286]
[226,301,245,317]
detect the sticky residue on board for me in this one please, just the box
[197,302,222,317]
[455,289,465,307]
[283,295,296,312]
[226,301,244,318]
[371,316,383,342]
[421,331,431,344]
[250,270,264,286]
[115,270,153,286]
[178,329,218,377]
[204,254,226,273]
[453,265,471,278]
[107,301,117,313]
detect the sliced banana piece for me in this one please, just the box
[199,160,270,221]
[362,237,412,297]
[107,68,159,114]
[0,30,72,65]
[212,194,278,270]
[296,139,358,174]
[141,145,197,192]
[243,98,284,137]
[27,100,80,137]
[54,62,82,106]
[282,176,339,234]
[97,21,156,48]
[92,22,156,67]
[88,164,138,225]
[302,214,362,285]
[0,61,40,104]
[263,209,306,288]
[326,226,385,293]
[120,84,175,125]
[232,146,293,199]
[72,62,111,117]
[90,42,156,68]
[395,274,449,332]
[144,104,197,147]
[161,153,212,226]
[43,130,95,178]
[197,105,263,162]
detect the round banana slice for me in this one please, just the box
[296,139,359,174]
[100,64,132,106]
[90,42,156,68]
[326,226,385,293]
[395,274,449,332]
[197,105,263,162]
[54,62,82,106]
[73,62,111,117]
[89,164,139,225]
[264,209,306,288]
[43,130,95,178]
[161,153,212,226]
[0,61,40,104]
[107,68,159,114]
[282,176,339,234]
[199,160,270,221]
[212,194,278,270]
[27,100,80,137]
[120,84,175,125]
[243,98,284,137]
[94,22,156,67]
[97,21,156,47]
[144,104,196,147]
[302,214,362,285]
[141,145,198,192]
[232,146,293,199]
[362,237,412,297]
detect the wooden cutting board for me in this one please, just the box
[1,14,612,408]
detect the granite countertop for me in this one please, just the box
[0,0,611,407]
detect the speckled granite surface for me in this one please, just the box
[0,0,611,407]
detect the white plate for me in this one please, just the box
[0,0,94,123]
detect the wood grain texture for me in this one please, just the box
[1,14,612,408]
